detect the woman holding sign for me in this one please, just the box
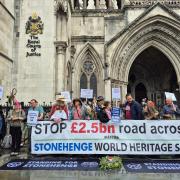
[70,98,86,120]
[49,95,68,123]
[6,104,25,156]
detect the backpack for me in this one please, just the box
[97,108,110,123]
[1,134,12,149]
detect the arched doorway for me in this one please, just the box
[135,83,147,103]
[128,46,179,105]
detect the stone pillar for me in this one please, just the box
[70,46,76,98]
[121,83,128,103]
[79,0,84,9]
[83,0,87,9]
[95,0,100,9]
[99,0,107,9]
[54,41,67,95]
[112,0,118,9]
[105,79,111,101]
[87,0,95,9]
[108,0,113,9]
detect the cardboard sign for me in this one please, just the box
[27,111,38,126]
[61,91,71,102]
[80,89,93,99]
[111,107,121,123]
[112,88,121,100]
[0,86,3,99]
[165,92,177,101]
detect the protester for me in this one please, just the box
[0,106,6,145]
[161,98,180,120]
[27,99,44,153]
[92,97,97,107]
[96,99,111,123]
[6,104,25,156]
[141,98,147,108]
[49,95,68,123]
[103,101,112,120]
[70,98,87,120]
[85,105,96,120]
[81,98,87,106]
[95,96,104,113]
[124,94,143,120]
[143,101,159,120]
[28,99,44,120]
[67,102,73,120]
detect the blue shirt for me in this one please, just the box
[28,106,44,117]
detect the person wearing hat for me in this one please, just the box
[95,96,105,114]
[70,98,87,120]
[49,95,68,122]
[6,103,26,156]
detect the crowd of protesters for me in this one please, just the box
[0,93,180,156]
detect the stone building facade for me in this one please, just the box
[1,0,180,105]
[0,0,14,103]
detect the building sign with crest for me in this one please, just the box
[25,13,44,57]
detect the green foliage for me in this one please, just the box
[99,156,123,170]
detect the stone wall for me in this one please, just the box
[0,1,14,103]
[16,0,56,103]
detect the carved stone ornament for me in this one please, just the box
[128,0,180,6]
[25,12,44,35]
[82,56,95,75]
[54,0,68,14]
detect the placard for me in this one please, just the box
[165,92,177,101]
[80,89,93,99]
[50,110,67,120]
[61,91,71,102]
[112,88,121,100]
[0,86,3,99]
[111,107,121,123]
[27,111,38,126]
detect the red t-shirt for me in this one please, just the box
[125,104,132,119]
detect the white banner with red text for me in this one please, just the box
[31,120,180,155]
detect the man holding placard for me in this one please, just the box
[27,99,44,153]
[28,99,44,124]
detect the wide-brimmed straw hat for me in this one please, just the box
[56,95,66,102]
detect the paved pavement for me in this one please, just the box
[0,147,180,180]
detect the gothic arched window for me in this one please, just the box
[80,73,88,89]
[90,73,97,97]
[80,54,98,98]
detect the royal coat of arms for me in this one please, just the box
[25,12,44,35]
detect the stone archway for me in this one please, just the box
[110,15,180,102]
[128,46,178,105]
[135,83,147,103]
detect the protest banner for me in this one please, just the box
[27,111,38,126]
[32,120,180,155]
[80,89,93,99]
